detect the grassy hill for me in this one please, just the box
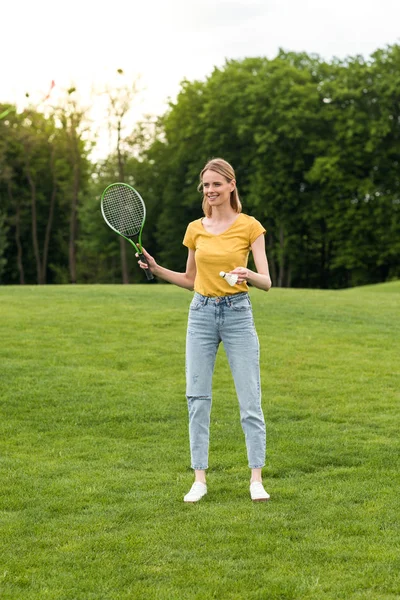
[1,283,399,599]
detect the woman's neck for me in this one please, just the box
[208,206,237,222]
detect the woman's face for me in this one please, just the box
[202,169,235,209]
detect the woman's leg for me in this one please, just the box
[221,297,266,472]
[186,300,220,474]
[250,467,263,483]
[194,469,207,483]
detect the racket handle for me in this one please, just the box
[138,253,154,281]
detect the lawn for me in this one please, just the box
[0,282,399,599]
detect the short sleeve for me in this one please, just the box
[183,222,196,250]
[249,217,266,245]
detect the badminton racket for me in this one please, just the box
[101,182,154,281]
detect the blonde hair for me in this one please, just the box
[197,157,242,218]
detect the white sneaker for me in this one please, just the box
[250,481,270,502]
[184,481,207,503]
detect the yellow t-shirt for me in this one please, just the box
[183,213,266,297]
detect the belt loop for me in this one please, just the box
[204,297,209,306]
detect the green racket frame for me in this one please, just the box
[101,182,154,281]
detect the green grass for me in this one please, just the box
[0,282,399,600]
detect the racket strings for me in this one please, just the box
[102,185,145,237]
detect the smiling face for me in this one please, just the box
[201,169,236,210]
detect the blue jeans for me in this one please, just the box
[186,292,266,470]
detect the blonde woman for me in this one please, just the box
[138,158,271,503]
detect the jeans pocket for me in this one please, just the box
[230,296,251,311]
[190,299,204,311]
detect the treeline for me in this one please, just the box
[1,47,399,288]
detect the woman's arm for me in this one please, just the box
[230,234,272,292]
[137,247,196,291]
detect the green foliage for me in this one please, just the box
[0,97,92,284]
[0,210,9,280]
[132,47,399,288]
[77,162,124,283]
[1,46,399,288]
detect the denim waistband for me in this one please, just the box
[193,291,249,305]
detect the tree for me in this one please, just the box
[0,95,92,285]
[104,69,141,283]
[56,88,92,283]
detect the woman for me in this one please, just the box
[137,158,271,503]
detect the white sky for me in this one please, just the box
[1,0,399,158]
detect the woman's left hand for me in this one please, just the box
[230,267,251,284]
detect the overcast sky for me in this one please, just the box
[2,0,399,155]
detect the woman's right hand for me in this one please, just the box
[136,247,158,274]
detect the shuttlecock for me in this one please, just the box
[219,271,238,286]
